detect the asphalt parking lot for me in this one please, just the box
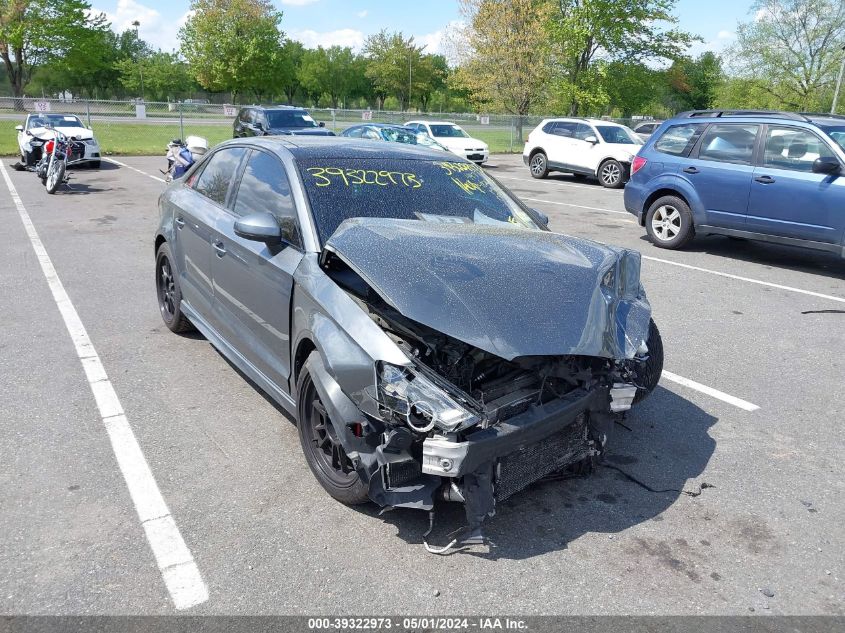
[0,153,843,616]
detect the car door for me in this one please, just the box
[746,124,845,244]
[210,149,304,390]
[544,121,576,167]
[173,146,248,320]
[682,122,760,230]
[570,123,600,171]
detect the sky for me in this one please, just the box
[90,0,755,59]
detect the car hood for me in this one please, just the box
[324,218,651,361]
[435,137,486,150]
[27,126,94,140]
[268,127,335,136]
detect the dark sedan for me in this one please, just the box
[154,137,662,552]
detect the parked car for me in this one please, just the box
[523,118,643,188]
[154,136,662,547]
[233,105,334,138]
[16,113,101,168]
[404,120,489,164]
[633,120,663,141]
[340,123,450,152]
[624,110,845,256]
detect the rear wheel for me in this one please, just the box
[645,195,695,249]
[155,243,194,333]
[529,152,549,179]
[297,354,369,505]
[45,161,65,194]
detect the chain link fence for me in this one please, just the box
[1,98,644,157]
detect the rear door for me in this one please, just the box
[172,146,248,320]
[210,149,304,389]
[570,123,600,171]
[683,122,760,230]
[544,121,576,167]
[747,124,845,244]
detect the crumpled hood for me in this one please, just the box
[325,218,651,361]
[269,127,335,136]
[28,126,94,141]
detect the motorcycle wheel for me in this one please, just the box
[45,160,65,194]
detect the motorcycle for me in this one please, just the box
[34,127,80,194]
[162,135,208,182]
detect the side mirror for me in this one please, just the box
[15,125,23,132]
[234,211,282,243]
[531,208,550,227]
[584,135,599,144]
[812,157,841,175]
[318,121,325,128]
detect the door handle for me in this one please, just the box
[212,240,226,256]
[175,216,185,228]
[682,166,699,174]
[755,175,775,184]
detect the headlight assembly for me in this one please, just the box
[371,361,480,434]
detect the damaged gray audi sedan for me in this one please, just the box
[155,136,663,551]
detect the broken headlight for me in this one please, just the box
[373,362,480,434]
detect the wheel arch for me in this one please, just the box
[595,155,630,177]
[154,233,167,256]
[528,146,547,160]
[641,188,692,227]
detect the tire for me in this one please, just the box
[529,152,549,179]
[45,160,65,194]
[644,195,695,249]
[297,353,369,505]
[598,159,626,189]
[632,319,664,404]
[155,243,194,333]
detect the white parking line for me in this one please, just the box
[520,196,635,220]
[662,371,760,412]
[0,161,207,610]
[103,157,167,183]
[495,173,608,192]
[643,256,845,304]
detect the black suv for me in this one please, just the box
[233,106,335,138]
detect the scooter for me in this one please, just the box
[162,135,208,182]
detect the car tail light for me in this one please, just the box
[631,155,647,175]
[45,140,54,154]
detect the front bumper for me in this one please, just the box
[448,147,489,163]
[422,388,604,478]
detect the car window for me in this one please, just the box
[363,128,381,140]
[233,150,301,247]
[298,158,542,243]
[819,125,845,152]
[697,124,759,165]
[380,127,417,144]
[193,147,247,206]
[636,124,654,134]
[27,114,84,129]
[344,126,363,138]
[763,126,838,172]
[430,124,469,138]
[574,124,594,141]
[542,122,556,134]
[596,126,641,145]
[551,122,575,138]
[265,110,317,129]
[653,123,706,157]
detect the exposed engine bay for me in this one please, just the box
[321,249,661,553]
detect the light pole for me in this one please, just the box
[132,20,145,101]
[832,43,845,115]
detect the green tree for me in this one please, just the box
[666,52,723,111]
[602,61,663,117]
[362,30,425,110]
[180,0,284,101]
[0,0,107,98]
[274,39,304,104]
[412,54,447,111]
[452,0,554,138]
[297,45,355,108]
[730,0,845,110]
[115,52,194,101]
[548,0,697,115]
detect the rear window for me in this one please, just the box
[265,110,317,129]
[653,123,706,157]
[297,158,541,243]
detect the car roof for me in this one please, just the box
[411,120,462,126]
[245,105,308,112]
[544,117,624,127]
[353,123,415,129]
[218,135,456,161]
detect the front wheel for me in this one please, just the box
[529,152,549,179]
[297,353,369,505]
[632,319,664,404]
[45,160,65,194]
[598,159,626,189]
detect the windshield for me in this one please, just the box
[265,110,317,129]
[298,158,542,243]
[380,127,418,144]
[429,124,469,138]
[27,114,84,129]
[596,125,642,145]
[820,125,845,152]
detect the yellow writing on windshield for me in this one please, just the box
[435,161,489,196]
[307,167,422,188]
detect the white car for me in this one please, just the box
[16,113,101,168]
[405,120,489,164]
[523,118,643,188]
